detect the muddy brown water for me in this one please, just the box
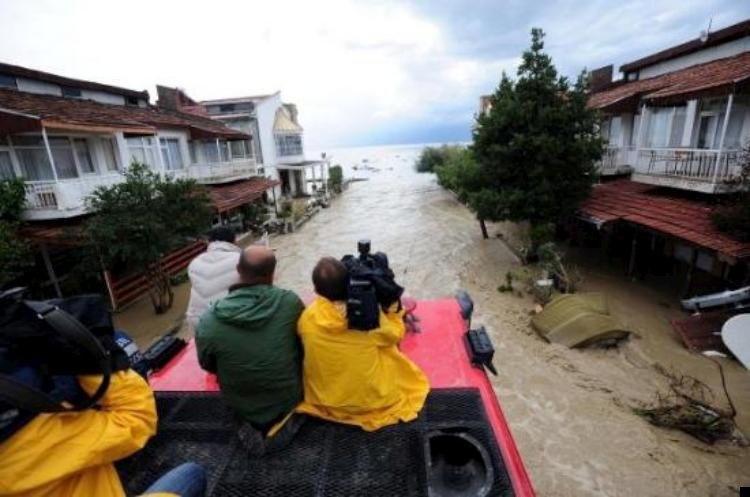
[119,144,749,496]
[269,145,750,497]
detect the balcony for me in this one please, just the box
[169,158,258,184]
[23,173,124,220]
[632,148,744,194]
[597,146,635,176]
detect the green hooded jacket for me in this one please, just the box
[195,284,304,429]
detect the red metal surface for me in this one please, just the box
[150,297,535,496]
[671,312,732,353]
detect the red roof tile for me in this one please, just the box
[208,177,280,213]
[0,88,249,139]
[588,52,750,111]
[580,180,750,260]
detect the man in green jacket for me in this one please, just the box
[196,245,305,453]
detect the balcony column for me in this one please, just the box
[153,135,166,177]
[215,139,222,163]
[712,93,734,184]
[41,126,59,182]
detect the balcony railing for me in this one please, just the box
[24,173,123,220]
[168,158,258,184]
[632,148,744,193]
[597,146,635,175]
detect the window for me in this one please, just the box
[189,142,198,164]
[61,86,82,98]
[0,150,15,179]
[127,136,156,167]
[229,140,249,160]
[631,114,641,147]
[203,141,219,163]
[275,134,303,156]
[645,105,686,148]
[0,73,17,89]
[219,104,236,113]
[125,96,140,106]
[609,116,622,145]
[13,136,80,180]
[73,139,95,173]
[159,138,184,170]
[102,138,119,171]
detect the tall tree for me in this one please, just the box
[83,162,213,313]
[0,178,31,288]
[470,28,602,246]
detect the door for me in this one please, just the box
[696,114,722,149]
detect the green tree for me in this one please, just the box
[469,28,602,247]
[0,178,31,288]
[83,162,213,313]
[327,165,343,193]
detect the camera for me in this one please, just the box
[342,239,404,331]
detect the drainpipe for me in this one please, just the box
[41,126,59,181]
[712,92,734,185]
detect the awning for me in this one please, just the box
[579,179,750,261]
[208,177,280,213]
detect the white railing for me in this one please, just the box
[597,145,635,174]
[167,158,258,183]
[24,173,123,214]
[635,148,743,184]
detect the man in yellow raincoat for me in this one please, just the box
[0,368,205,497]
[296,257,429,431]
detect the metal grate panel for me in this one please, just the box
[117,389,514,497]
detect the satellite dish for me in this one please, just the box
[722,314,750,369]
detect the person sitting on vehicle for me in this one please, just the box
[296,257,429,431]
[186,226,241,330]
[0,367,207,497]
[196,246,305,453]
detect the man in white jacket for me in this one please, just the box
[186,227,242,330]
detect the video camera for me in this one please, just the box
[342,240,404,331]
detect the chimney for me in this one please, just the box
[589,65,613,93]
[156,85,179,110]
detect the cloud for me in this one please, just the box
[0,0,748,149]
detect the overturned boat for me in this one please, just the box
[682,286,750,312]
[118,293,535,496]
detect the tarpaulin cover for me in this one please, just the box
[531,293,629,347]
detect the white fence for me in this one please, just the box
[635,148,743,184]
[24,173,123,214]
[168,158,257,183]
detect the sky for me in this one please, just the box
[0,0,748,150]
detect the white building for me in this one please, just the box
[588,19,750,193]
[198,92,329,201]
[0,62,275,223]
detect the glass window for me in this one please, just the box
[219,104,235,113]
[0,150,15,179]
[631,114,640,147]
[13,136,79,180]
[62,86,82,98]
[102,138,119,171]
[646,107,671,148]
[219,140,229,162]
[230,140,248,160]
[0,73,17,89]
[609,116,622,145]
[127,136,156,167]
[275,134,303,156]
[159,138,184,170]
[73,139,95,173]
[203,141,219,163]
[669,107,686,147]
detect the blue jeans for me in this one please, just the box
[143,462,207,497]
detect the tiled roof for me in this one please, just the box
[0,88,249,139]
[580,180,750,260]
[0,61,149,101]
[588,52,750,111]
[208,177,280,213]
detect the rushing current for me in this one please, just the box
[269,143,749,497]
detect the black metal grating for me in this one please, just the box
[117,389,514,497]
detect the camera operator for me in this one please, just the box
[0,292,207,497]
[295,257,429,432]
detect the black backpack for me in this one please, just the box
[0,288,129,421]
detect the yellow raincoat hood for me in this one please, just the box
[296,297,429,431]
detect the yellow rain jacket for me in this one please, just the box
[0,370,163,497]
[296,297,429,431]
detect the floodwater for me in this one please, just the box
[270,143,750,497]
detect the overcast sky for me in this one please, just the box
[1,0,748,150]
